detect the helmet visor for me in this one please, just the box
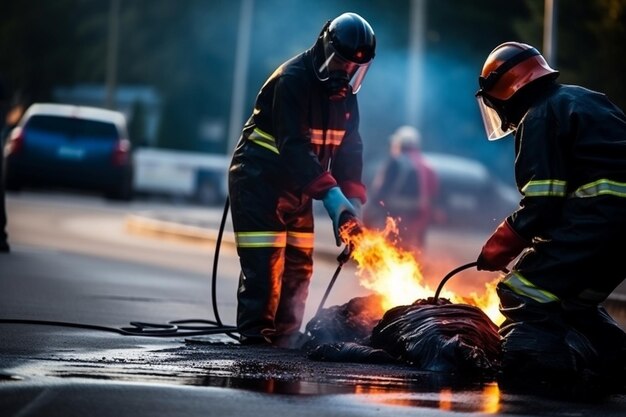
[316,36,372,94]
[476,95,513,140]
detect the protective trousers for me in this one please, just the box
[229,142,315,347]
[497,283,626,390]
[495,198,626,388]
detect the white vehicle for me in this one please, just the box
[133,148,229,205]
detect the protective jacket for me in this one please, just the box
[228,49,366,345]
[494,83,626,384]
[238,49,366,202]
[501,83,626,307]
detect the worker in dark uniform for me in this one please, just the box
[475,42,626,387]
[228,12,376,348]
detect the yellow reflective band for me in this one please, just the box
[502,272,560,303]
[248,127,279,154]
[521,179,567,197]
[570,179,626,198]
[235,231,286,248]
[287,231,315,249]
[310,128,345,146]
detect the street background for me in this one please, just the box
[2,1,626,190]
[3,1,626,415]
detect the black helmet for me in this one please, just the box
[313,12,376,99]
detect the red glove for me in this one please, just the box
[477,220,528,271]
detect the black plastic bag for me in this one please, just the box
[303,294,384,349]
[370,298,501,375]
[304,296,501,376]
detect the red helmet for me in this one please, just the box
[476,42,558,140]
[477,42,558,101]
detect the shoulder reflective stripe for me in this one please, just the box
[570,179,626,198]
[521,179,567,197]
[310,128,345,146]
[248,128,279,154]
[502,272,560,303]
[235,231,286,248]
[286,231,315,249]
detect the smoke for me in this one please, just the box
[226,1,513,183]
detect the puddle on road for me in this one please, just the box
[199,372,504,413]
[197,373,623,416]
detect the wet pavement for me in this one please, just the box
[2,329,626,417]
[2,195,626,416]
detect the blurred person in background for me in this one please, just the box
[475,41,626,387]
[0,74,10,253]
[364,125,439,252]
[228,12,376,347]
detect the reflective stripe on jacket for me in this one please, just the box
[509,84,626,240]
[236,49,365,203]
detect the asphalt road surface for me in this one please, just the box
[1,192,625,417]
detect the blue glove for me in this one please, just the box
[322,187,358,246]
[348,198,363,219]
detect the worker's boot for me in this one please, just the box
[236,247,284,345]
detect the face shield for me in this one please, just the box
[476,94,514,141]
[315,32,372,98]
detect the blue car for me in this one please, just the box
[3,103,134,200]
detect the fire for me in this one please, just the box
[340,217,505,325]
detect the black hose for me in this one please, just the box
[314,245,352,316]
[433,261,478,302]
[1,196,349,340]
[211,196,239,340]
[315,263,343,316]
[0,318,237,337]
[0,196,240,339]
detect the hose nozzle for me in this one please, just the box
[337,212,363,264]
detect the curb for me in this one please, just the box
[125,214,234,245]
[124,213,343,263]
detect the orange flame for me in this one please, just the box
[340,217,504,325]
